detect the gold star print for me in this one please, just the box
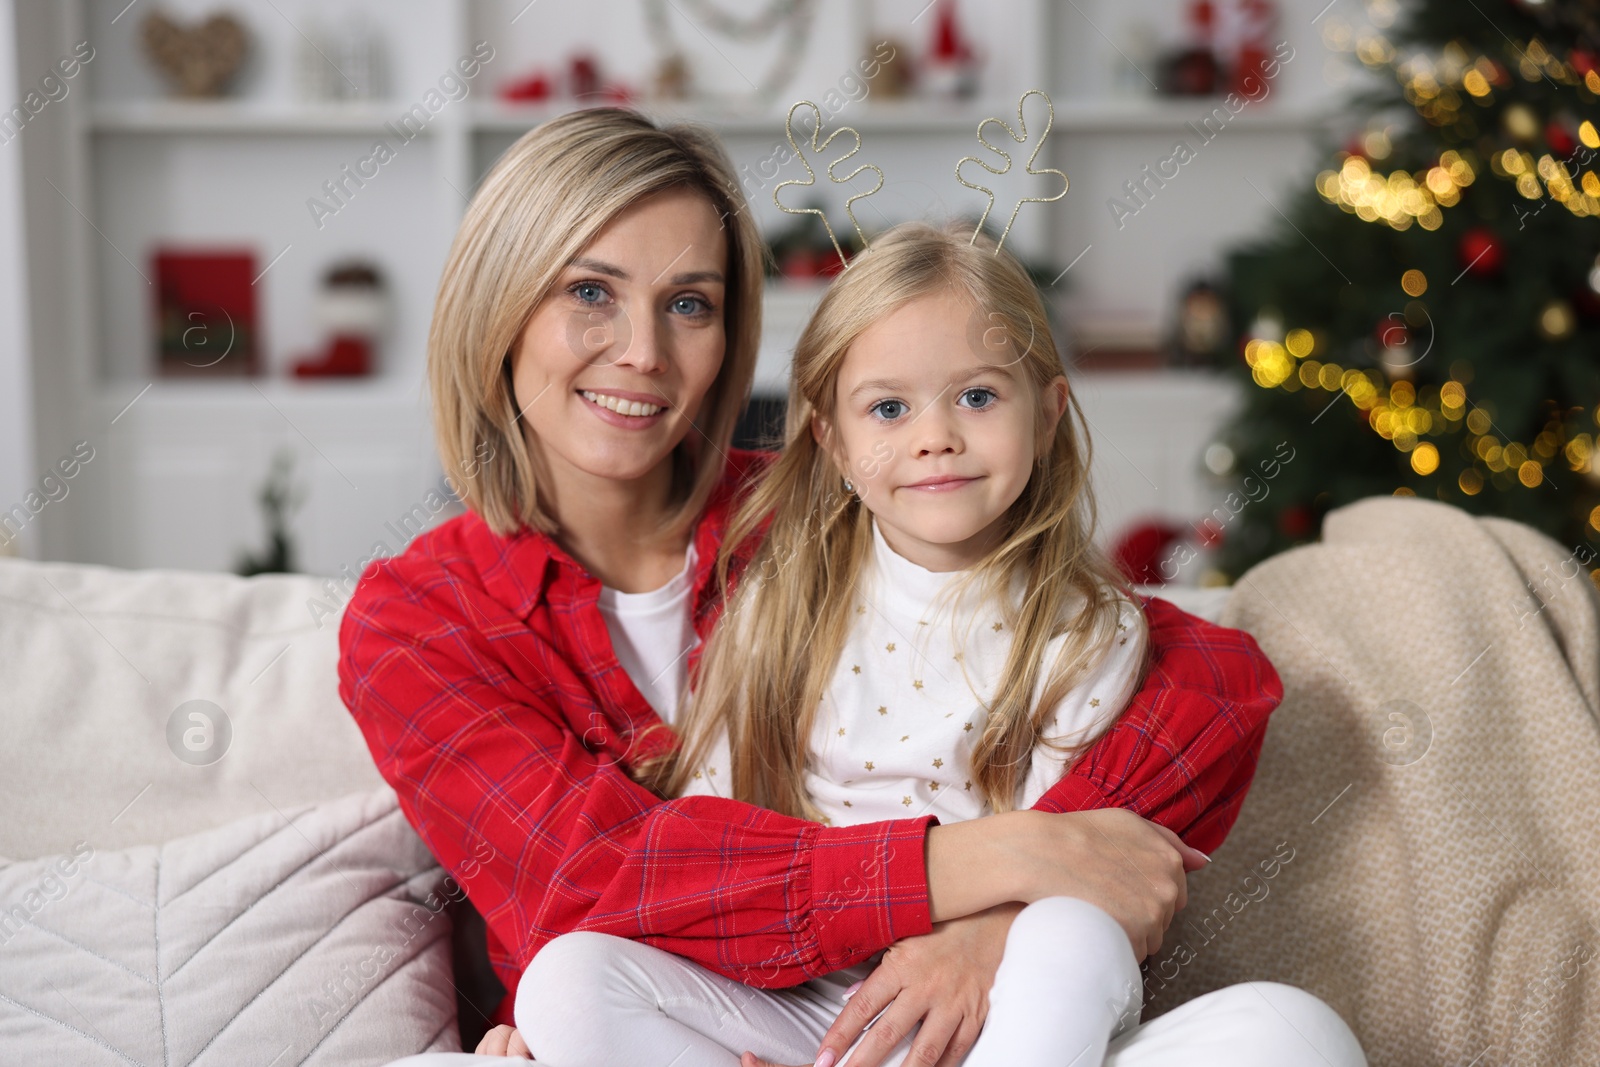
[900,734,910,741]
[992,622,1003,632]
[918,620,929,626]
[838,727,846,736]
[902,796,912,806]
[856,605,866,614]
[929,781,941,791]
[878,706,888,715]
[1119,637,1128,645]
[865,760,875,771]
[708,767,717,776]
[964,780,973,790]
[953,651,964,662]
[851,664,861,674]
[843,800,853,807]
[693,771,702,779]
[1117,621,1128,632]
[1089,698,1101,708]
[932,757,944,768]
[963,722,973,732]
[886,642,896,652]
[913,680,924,690]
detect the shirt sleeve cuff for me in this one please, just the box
[808,814,939,974]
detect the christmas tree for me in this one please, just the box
[1210,0,1600,584]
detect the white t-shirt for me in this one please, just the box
[680,519,1148,825]
[596,540,699,724]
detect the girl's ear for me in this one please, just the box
[1042,374,1070,435]
[811,411,834,453]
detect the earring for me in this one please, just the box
[842,476,855,494]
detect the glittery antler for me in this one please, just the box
[955,89,1070,254]
[773,100,884,270]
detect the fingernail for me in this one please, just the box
[1197,849,1211,863]
[816,1050,837,1067]
[841,979,865,1001]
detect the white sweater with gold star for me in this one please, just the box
[680,519,1149,827]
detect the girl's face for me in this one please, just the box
[509,187,729,496]
[815,289,1068,572]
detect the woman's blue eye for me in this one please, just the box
[672,295,710,315]
[571,282,607,304]
[959,388,997,409]
[870,399,908,421]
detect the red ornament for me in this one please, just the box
[1548,120,1577,158]
[1110,520,1189,586]
[500,71,552,102]
[1375,317,1409,349]
[1457,228,1503,277]
[1573,49,1598,77]
[1278,505,1314,539]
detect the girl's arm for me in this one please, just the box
[338,546,938,993]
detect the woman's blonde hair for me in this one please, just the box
[429,107,766,538]
[636,220,1151,817]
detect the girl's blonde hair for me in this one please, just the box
[635,220,1151,817]
[429,107,766,538]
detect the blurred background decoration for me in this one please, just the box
[1207,0,1600,581]
[13,0,1565,589]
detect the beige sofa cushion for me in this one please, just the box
[0,558,384,861]
[0,787,461,1062]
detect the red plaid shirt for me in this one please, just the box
[338,447,1280,1014]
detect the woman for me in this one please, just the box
[342,108,1338,1066]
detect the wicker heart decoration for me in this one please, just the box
[141,10,249,98]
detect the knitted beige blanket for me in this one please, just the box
[1142,496,1600,1066]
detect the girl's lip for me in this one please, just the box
[901,476,981,491]
[579,390,668,429]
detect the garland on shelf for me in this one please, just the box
[641,0,817,100]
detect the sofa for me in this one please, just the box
[3,494,1597,1065]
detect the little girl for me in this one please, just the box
[488,222,1366,1067]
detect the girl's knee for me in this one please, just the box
[515,931,633,1062]
[1218,982,1367,1066]
[1014,896,1132,960]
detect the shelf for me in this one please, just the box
[94,378,428,418]
[468,98,1339,136]
[88,101,432,135]
[86,96,1338,138]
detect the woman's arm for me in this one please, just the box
[1030,595,1283,854]
[338,548,937,992]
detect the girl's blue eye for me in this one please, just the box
[870,399,908,421]
[959,388,997,410]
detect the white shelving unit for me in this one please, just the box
[15,0,1355,573]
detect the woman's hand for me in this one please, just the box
[1012,808,1208,960]
[925,808,1207,960]
[746,902,1025,1067]
[474,1024,532,1058]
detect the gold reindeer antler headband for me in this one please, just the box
[772,101,884,271]
[955,89,1069,254]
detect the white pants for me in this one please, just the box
[389,897,1366,1067]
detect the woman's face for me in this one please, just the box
[510,187,730,494]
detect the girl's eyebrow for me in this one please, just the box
[846,363,1017,401]
[566,255,725,286]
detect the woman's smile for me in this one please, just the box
[579,388,669,424]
